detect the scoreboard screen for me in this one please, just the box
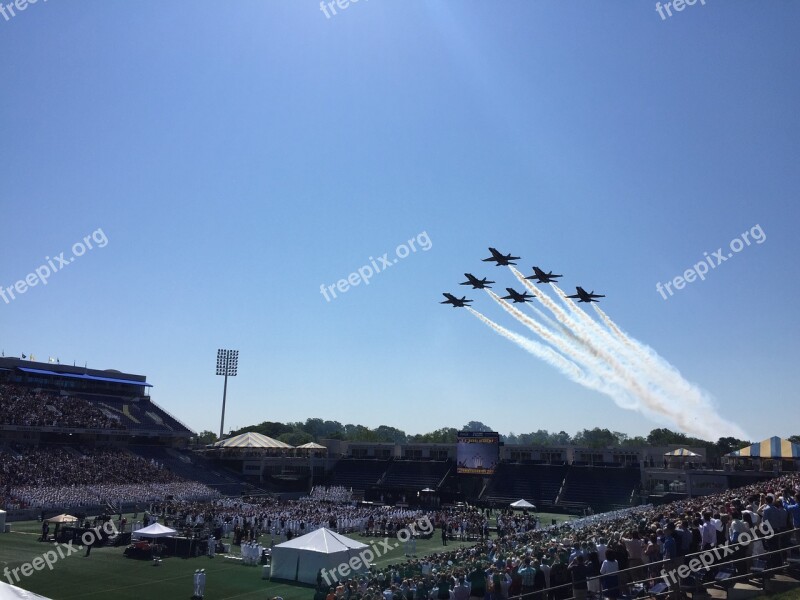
[456,431,499,475]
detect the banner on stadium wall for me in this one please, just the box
[457,431,499,475]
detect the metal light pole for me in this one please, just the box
[216,349,239,440]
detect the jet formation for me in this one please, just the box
[441,248,604,307]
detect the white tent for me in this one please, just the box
[213,432,293,449]
[271,528,369,584]
[510,499,536,509]
[0,581,54,599]
[132,523,177,538]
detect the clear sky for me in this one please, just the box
[1,0,798,442]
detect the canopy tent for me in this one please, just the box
[421,488,436,493]
[510,499,536,509]
[664,448,699,457]
[212,432,293,449]
[271,528,369,584]
[296,442,327,450]
[132,523,177,538]
[0,581,54,600]
[45,514,77,524]
[726,436,800,459]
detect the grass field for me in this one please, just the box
[0,513,575,600]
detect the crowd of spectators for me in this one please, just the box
[310,474,800,600]
[0,446,219,509]
[308,486,354,504]
[0,384,123,429]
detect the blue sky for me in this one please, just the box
[1,0,797,441]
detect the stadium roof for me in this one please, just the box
[17,367,152,387]
[213,431,293,449]
[726,436,800,459]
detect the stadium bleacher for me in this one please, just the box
[482,462,569,509]
[327,458,390,497]
[381,459,451,489]
[558,464,641,512]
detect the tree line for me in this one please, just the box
[195,419,799,463]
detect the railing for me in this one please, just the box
[503,527,800,600]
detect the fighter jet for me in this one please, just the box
[482,247,520,266]
[500,288,534,303]
[524,266,563,284]
[440,293,473,308]
[566,287,605,303]
[460,273,494,289]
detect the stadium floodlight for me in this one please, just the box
[216,349,239,439]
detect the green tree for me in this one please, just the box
[373,425,407,444]
[278,431,314,446]
[573,428,620,448]
[196,430,218,445]
[408,427,459,443]
[462,421,494,432]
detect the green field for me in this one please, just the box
[0,513,579,600]
[3,512,794,600]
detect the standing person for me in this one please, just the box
[700,512,716,551]
[549,556,570,600]
[193,569,201,599]
[198,569,206,599]
[531,560,546,600]
[435,574,450,600]
[585,552,601,598]
[567,555,589,600]
[469,563,487,599]
[599,550,619,600]
[762,495,788,568]
[453,577,470,600]
[84,530,95,557]
[441,523,448,547]
[518,558,537,598]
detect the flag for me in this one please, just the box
[21,353,26,359]
[48,357,55,363]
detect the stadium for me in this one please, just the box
[0,358,798,599]
[2,2,798,600]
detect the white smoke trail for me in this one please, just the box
[503,270,745,439]
[592,304,628,341]
[468,306,639,408]
[589,303,748,438]
[466,307,584,380]
[527,302,571,337]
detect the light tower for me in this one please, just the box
[216,349,239,439]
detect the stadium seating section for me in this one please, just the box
[0,383,192,434]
